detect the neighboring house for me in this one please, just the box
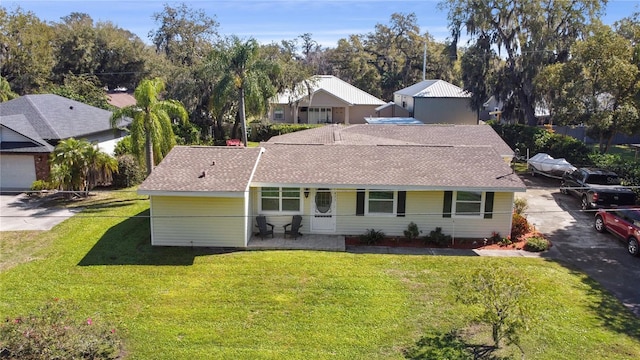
[270,75,386,124]
[480,95,550,125]
[107,92,136,108]
[394,80,477,125]
[0,94,129,191]
[138,124,524,248]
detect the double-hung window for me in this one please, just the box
[273,107,284,121]
[453,191,483,217]
[260,187,301,213]
[366,190,396,215]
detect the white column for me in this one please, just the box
[345,106,350,125]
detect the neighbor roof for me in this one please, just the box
[0,94,128,141]
[138,146,263,194]
[394,80,471,98]
[253,144,523,191]
[267,124,514,158]
[0,114,54,153]
[273,75,386,106]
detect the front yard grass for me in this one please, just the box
[1,190,640,359]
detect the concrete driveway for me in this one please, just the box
[0,194,78,231]
[517,174,640,316]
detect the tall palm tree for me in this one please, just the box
[110,78,188,175]
[209,37,278,146]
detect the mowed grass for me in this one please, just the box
[1,191,640,359]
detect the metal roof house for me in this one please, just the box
[138,124,524,248]
[0,94,129,191]
[270,75,386,125]
[393,80,477,125]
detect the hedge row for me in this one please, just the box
[249,123,323,142]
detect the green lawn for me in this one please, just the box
[1,191,640,359]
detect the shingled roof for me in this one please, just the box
[140,124,524,193]
[138,146,263,194]
[0,114,54,153]
[253,144,523,191]
[267,124,514,158]
[0,94,129,141]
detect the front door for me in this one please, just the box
[310,188,336,233]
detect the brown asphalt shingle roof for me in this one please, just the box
[141,125,524,193]
[139,146,263,193]
[253,144,523,190]
[267,124,514,157]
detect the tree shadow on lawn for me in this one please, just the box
[78,209,238,266]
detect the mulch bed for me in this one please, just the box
[345,231,548,251]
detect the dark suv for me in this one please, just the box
[594,207,640,256]
[561,168,636,210]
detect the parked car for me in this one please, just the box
[594,207,640,256]
[561,168,636,210]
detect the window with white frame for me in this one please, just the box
[273,107,284,121]
[260,187,301,212]
[453,191,483,217]
[366,190,396,215]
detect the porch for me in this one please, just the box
[247,233,346,252]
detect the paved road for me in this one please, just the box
[0,194,77,231]
[518,174,640,317]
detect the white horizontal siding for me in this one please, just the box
[336,190,513,239]
[150,196,246,247]
[250,187,312,234]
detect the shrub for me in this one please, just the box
[112,154,145,188]
[524,236,550,252]
[511,213,531,240]
[403,222,420,242]
[113,135,133,157]
[30,180,52,191]
[498,237,512,246]
[249,122,322,142]
[359,229,385,245]
[488,231,502,244]
[513,198,528,215]
[0,299,121,359]
[425,227,452,246]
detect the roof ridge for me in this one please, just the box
[26,95,62,140]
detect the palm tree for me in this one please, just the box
[110,78,188,175]
[209,37,278,146]
[49,138,117,196]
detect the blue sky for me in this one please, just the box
[5,0,640,48]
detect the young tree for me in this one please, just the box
[110,78,188,175]
[452,267,532,356]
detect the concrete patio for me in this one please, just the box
[248,233,346,251]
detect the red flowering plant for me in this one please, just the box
[0,299,121,359]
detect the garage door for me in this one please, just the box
[0,154,36,191]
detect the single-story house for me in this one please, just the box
[393,80,477,125]
[0,94,129,191]
[269,75,386,124]
[138,124,525,248]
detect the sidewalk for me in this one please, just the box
[346,245,544,257]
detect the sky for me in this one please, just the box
[4,0,640,49]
